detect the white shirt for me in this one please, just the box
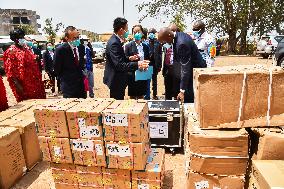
[136,42,144,61]
[49,50,54,60]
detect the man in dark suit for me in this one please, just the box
[43,42,55,93]
[32,39,43,72]
[54,26,86,98]
[158,27,207,103]
[103,17,149,100]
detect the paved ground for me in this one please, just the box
[4,56,272,189]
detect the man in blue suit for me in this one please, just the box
[158,27,207,103]
[54,26,86,98]
[103,17,149,100]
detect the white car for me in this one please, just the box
[92,42,106,60]
[257,35,284,58]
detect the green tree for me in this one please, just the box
[137,0,283,54]
[18,24,37,35]
[42,18,64,43]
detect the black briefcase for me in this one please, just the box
[148,100,184,152]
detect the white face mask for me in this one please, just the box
[18,38,26,46]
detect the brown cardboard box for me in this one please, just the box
[248,175,261,189]
[105,141,150,170]
[102,100,149,143]
[132,148,165,189]
[71,139,106,167]
[66,98,114,140]
[0,127,26,189]
[190,154,248,175]
[187,107,249,157]
[0,118,41,170]
[38,136,73,164]
[55,183,79,189]
[251,160,284,189]
[194,65,284,129]
[76,165,103,188]
[34,99,78,137]
[250,128,284,160]
[187,172,245,189]
[51,163,78,185]
[0,103,32,122]
[102,168,131,189]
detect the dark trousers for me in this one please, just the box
[47,72,55,93]
[110,86,126,100]
[164,66,179,100]
[152,72,158,97]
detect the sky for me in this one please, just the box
[0,0,192,34]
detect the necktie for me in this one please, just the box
[165,48,173,65]
[73,48,79,66]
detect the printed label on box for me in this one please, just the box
[104,113,112,125]
[138,184,149,189]
[80,126,100,138]
[195,180,209,189]
[149,122,168,138]
[95,144,103,155]
[53,146,62,157]
[111,114,128,126]
[106,144,131,157]
[77,118,86,127]
[72,140,94,152]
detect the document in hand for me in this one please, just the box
[135,66,153,81]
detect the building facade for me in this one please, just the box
[0,8,40,35]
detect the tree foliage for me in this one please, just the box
[42,18,64,43]
[137,0,284,54]
[18,24,37,35]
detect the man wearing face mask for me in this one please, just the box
[43,42,56,93]
[192,20,216,67]
[103,17,149,100]
[124,25,150,99]
[158,27,206,103]
[54,26,86,98]
[32,39,43,72]
[3,28,46,102]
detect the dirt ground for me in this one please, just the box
[3,56,272,189]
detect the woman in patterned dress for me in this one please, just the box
[0,75,8,111]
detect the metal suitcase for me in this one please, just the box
[148,100,184,153]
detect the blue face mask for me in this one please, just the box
[47,46,54,51]
[123,30,130,39]
[163,43,172,49]
[134,33,142,41]
[18,38,26,46]
[149,33,155,40]
[193,31,201,38]
[26,41,34,47]
[70,39,80,47]
[33,44,38,48]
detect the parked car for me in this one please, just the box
[92,42,106,60]
[275,37,284,68]
[257,35,284,59]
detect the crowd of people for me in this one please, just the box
[0,17,216,112]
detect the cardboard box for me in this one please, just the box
[102,100,149,143]
[0,127,26,189]
[248,175,261,189]
[76,165,103,188]
[105,141,150,170]
[0,103,32,122]
[34,99,78,137]
[132,148,165,189]
[189,154,248,175]
[250,128,284,160]
[251,160,284,189]
[194,65,284,129]
[66,98,114,140]
[0,118,41,170]
[71,139,106,167]
[55,183,79,189]
[187,172,245,189]
[51,163,78,185]
[187,107,249,157]
[102,168,131,189]
[38,136,73,164]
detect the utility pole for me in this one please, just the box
[123,0,125,18]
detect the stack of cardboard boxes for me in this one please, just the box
[34,99,165,189]
[186,65,284,189]
[0,99,58,189]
